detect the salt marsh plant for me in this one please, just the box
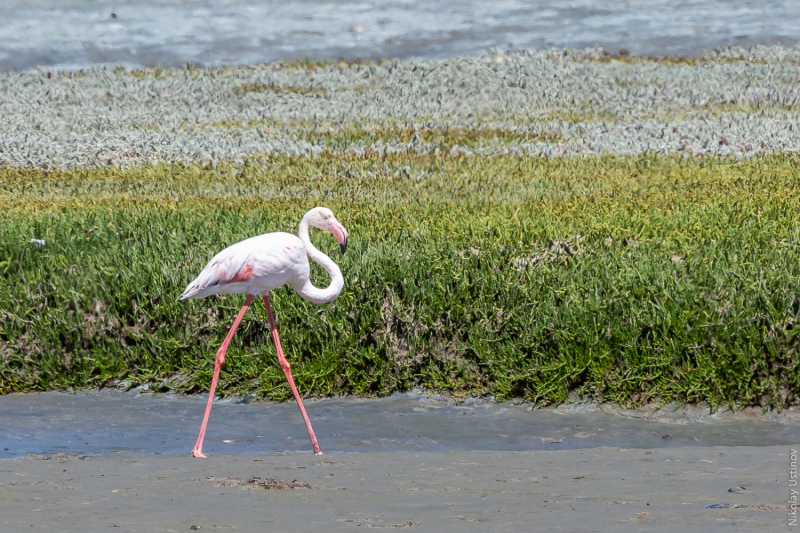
[1,154,800,407]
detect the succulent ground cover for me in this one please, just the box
[2,47,800,406]
[3,47,800,170]
[1,154,799,407]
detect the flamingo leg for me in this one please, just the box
[262,294,323,455]
[191,293,255,459]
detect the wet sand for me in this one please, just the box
[0,446,790,532]
[0,392,796,531]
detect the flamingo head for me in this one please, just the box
[305,207,349,254]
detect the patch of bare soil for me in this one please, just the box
[199,475,310,490]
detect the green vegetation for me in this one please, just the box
[120,56,376,81]
[234,83,329,97]
[569,52,774,66]
[286,125,563,148]
[1,154,800,407]
[198,121,563,147]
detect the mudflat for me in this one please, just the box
[1,393,796,531]
[0,446,789,532]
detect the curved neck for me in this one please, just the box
[296,217,344,304]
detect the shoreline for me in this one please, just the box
[9,385,800,422]
[3,390,800,460]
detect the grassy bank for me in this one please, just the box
[1,154,800,407]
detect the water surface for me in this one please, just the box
[1,0,797,72]
[2,390,798,458]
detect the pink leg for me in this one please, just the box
[262,294,323,455]
[191,294,255,458]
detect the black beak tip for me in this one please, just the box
[340,237,348,255]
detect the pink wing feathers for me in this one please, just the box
[179,233,306,300]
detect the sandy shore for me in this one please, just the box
[0,445,790,532]
[1,393,797,531]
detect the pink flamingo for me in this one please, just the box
[180,207,349,458]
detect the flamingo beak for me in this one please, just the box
[328,218,349,255]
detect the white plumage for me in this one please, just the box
[180,232,310,300]
[181,207,348,305]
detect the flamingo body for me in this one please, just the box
[180,232,309,300]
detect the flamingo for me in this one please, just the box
[179,206,349,458]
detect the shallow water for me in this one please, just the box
[1,390,799,458]
[0,0,797,72]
